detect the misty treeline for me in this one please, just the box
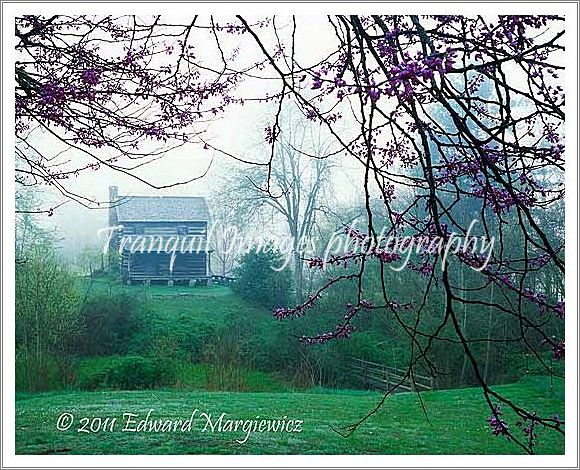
[214,107,565,389]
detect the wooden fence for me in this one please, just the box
[349,357,434,392]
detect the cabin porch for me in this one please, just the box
[121,251,211,285]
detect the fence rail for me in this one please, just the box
[349,357,434,392]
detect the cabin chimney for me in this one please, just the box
[109,185,118,203]
[108,185,119,230]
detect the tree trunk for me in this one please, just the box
[293,247,303,302]
[459,269,470,385]
[483,283,495,383]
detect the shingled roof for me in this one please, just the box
[114,196,210,222]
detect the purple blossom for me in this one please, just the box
[554,301,565,319]
[471,183,535,214]
[488,404,509,436]
[552,341,564,360]
[273,293,321,320]
[368,85,381,102]
[81,68,101,86]
[307,257,324,269]
[551,142,564,160]
[377,36,396,57]
[384,51,454,99]
[311,72,323,90]
[372,248,401,264]
[144,125,165,140]
[516,413,539,449]
[388,300,402,310]
[530,253,550,268]
[359,299,375,309]
[344,226,368,240]
[264,125,278,144]
[417,262,434,277]
[522,287,547,305]
[40,81,66,105]
[301,323,355,344]
[306,109,318,121]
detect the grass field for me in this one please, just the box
[16,376,564,455]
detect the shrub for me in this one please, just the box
[147,321,218,363]
[76,356,176,390]
[16,350,71,392]
[233,247,293,309]
[78,292,151,356]
[16,247,81,391]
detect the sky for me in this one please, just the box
[27,14,565,258]
[24,15,368,257]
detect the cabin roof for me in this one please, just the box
[114,196,210,222]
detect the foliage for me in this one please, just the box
[173,362,290,392]
[15,352,65,392]
[75,356,176,391]
[233,247,294,309]
[77,291,151,357]
[15,247,81,391]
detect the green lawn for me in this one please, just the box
[16,376,564,455]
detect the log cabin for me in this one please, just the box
[108,186,211,285]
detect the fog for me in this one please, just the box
[25,16,368,259]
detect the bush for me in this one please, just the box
[16,247,81,391]
[147,320,218,363]
[75,356,176,390]
[16,350,72,392]
[506,352,565,380]
[78,292,151,356]
[233,247,293,309]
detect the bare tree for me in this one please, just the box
[232,110,333,301]
[208,193,249,277]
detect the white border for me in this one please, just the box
[2,2,578,468]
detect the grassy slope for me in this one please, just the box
[84,279,274,331]
[16,376,564,455]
